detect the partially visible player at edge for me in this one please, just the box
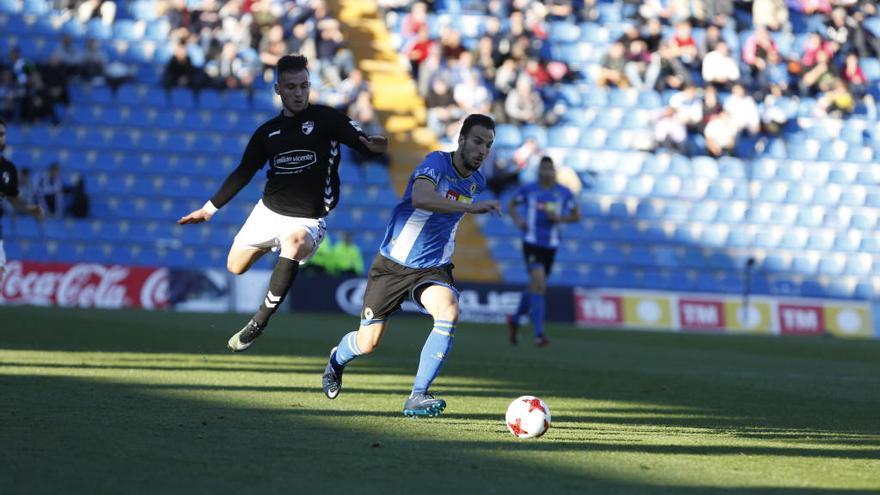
[506,156,580,347]
[178,54,388,351]
[0,118,45,283]
[322,114,500,417]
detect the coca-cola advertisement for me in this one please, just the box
[0,261,169,309]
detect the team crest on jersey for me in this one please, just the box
[469,182,477,194]
[1,171,8,184]
[364,307,374,320]
[302,121,315,135]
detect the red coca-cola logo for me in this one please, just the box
[0,261,168,309]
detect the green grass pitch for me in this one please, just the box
[1,305,879,494]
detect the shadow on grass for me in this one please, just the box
[2,373,878,495]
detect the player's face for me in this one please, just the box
[458,125,494,172]
[275,69,310,115]
[0,124,5,152]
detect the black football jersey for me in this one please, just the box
[210,104,378,218]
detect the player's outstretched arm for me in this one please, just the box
[359,135,389,154]
[177,202,215,225]
[467,200,501,215]
[7,195,45,220]
[507,196,526,230]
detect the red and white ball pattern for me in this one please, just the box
[505,395,551,439]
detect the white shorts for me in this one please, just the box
[232,200,327,264]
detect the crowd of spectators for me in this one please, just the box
[591,0,880,157]
[10,163,90,220]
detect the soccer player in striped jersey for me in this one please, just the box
[321,114,500,417]
[506,156,580,347]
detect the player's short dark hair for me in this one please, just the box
[277,54,309,76]
[459,114,495,138]
[539,156,554,166]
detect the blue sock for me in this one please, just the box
[331,331,362,371]
[411,320,456,396]
[529,293,545,338]
[514,291,531,318]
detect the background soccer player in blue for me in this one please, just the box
[321,114,500,417]
[506,156,580,347]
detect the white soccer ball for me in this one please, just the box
[505,395,551,439]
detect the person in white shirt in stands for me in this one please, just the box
[701,41,741,89]
[704,110,738,157]
[723,83,761,135]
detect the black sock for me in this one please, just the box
[253,257,299,327]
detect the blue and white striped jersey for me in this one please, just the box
[511,182,576,248]
[379,151,486,268]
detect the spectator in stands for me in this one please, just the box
[653,41,692,91]
[315,23,355,85]
[37,163,65,218]
[162,42,205,91]
[624,39,659,90]
[704,110,738,157]
[764,50,791,94]
[21,72,59,125]
[426,77,461,139]
[76,0,116,26]
[475,35,501,82]
[700,84,723,131]
[724,83,761,135]
[493,57,520,101]
[51,35,83,79]
[416,45,445,98]
[400,1,429,48]
[752,0,789,32]
[0,72,16,121]
[512,137,543,174]
[799,49,837,96]
[289,23,317,62]
[668,21,699,69]
[654,106,687,152]
[505,75,545,126]
[597,41,628,88]
[440,27,467,65]
[66,173,90,219]
[641,18,664,53]
[800,32,836,69]
[816,78,855,118]
[760,84,789,135]
[328,231,365,276]
[15,167,37,207]
[701,41,740,89]
[81,38,108,83]
[40,55,70,108]
[842,52,869,99]
[742,27,779,92]
[406,26,434,79]
[669,84,703,129]
[207,41,254,92]
[668,0,707,26]
[453,69,492,116]
[259,24,288,80]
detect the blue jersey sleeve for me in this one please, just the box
[412,152,445,186]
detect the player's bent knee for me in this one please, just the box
[226,259,248,275]
[435,304,460,324]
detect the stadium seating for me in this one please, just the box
[3,0,880,300]
[384,0,880,300]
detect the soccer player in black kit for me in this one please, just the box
[178,55,388,351]
[0,118,45,282]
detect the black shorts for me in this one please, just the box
[360,254,457,324]
[522,242,557,275]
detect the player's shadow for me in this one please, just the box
[4,373,878,494]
